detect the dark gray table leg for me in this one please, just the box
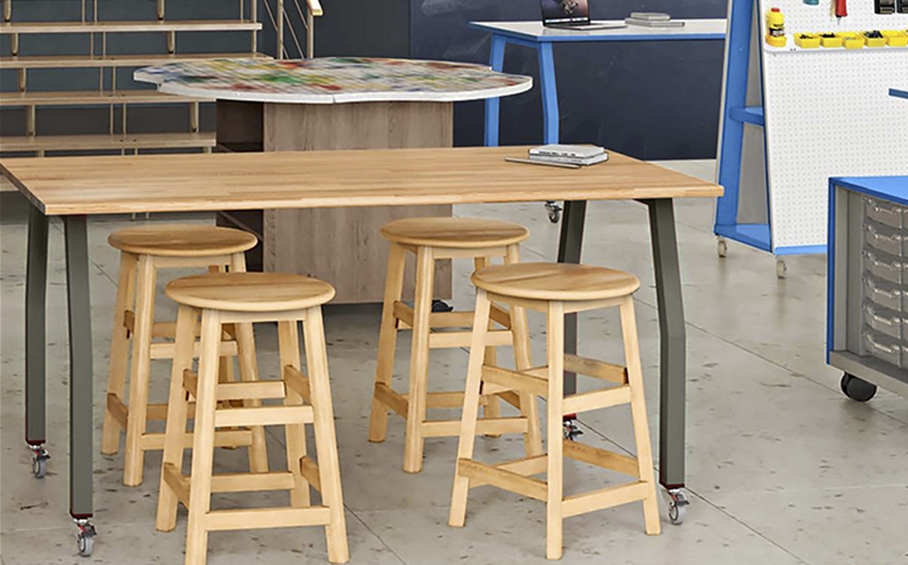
[26,206,49,476]
[642,198,690,523]
[556,200,586,398]
[64,215,97,553]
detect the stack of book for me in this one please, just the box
[528,144,608,166]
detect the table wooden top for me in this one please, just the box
[0,146,723,216]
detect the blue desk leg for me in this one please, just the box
[484,34,507,147]
[537,42,559,144]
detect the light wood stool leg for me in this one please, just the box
[505,244,543,457]
[101,251,137,455]
[210,265,237,388]
[123,254,157,486]
[474,256,502,434]
[449,289,492,528]
[278,320,311,508]
[231,253,269,474]
[156,304,196,532]
[304,306,350,564]
[403,246,434,473]
[619,297,661,536]
[546,302,565,561]
[184,309,221,565]
[369,242,406,443]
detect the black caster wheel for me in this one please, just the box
[76,522,96,557]
[562,416,582,441]
[28,445,50,479]
[717,238,728,258]
[545,201,562,223]
[431,299,453,313]
[666,489,689,525]
[840,373,877,402]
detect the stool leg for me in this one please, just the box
[184,309,221,565]
[156,304,196,532]
[474,256,502,434]
[231,252,269,474]
[449,289,492,528]
[278,320,311,507]
[619,297,661,536]
[303,306,350,564]
[505,244,543,457]
[211,265,237,389]
[123,254,156,486]
[101,251,137,455]
[403,246,434,473]
[369,242,406,443]
[546,302,565,560]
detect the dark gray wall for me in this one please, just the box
[411,0,727,159]
[315,0,410,57]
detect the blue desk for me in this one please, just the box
[891,87,908,100]
[468,20,727,146]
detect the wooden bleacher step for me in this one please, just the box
[0,52,270,70]
[0,132,216,152]
[0,90,213,107]
[0,20,261,35]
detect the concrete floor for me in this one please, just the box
[1,160,907,564]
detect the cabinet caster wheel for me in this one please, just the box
[28,444,50,479]
[776,259,787,279]
[717,238,728,258]
[562,416,582,441]
[840,373,877,402]
[545,201,562,223]
[665,489,689,525]
[76,521,96,557]
[431,299,453,313]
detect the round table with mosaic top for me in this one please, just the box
[135,57,533,303]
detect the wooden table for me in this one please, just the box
[1,146,722,550]
[135,57,533,303]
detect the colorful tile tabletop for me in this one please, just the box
[134,57,533,104]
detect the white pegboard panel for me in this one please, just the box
[757,0,908,251]
[760,0,908,34]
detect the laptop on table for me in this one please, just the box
[540,0,626,31]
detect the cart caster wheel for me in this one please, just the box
[562,416,582,441]
[717,238,728,258]
[840,373,876,402]
[545,201,562,223]
[76,521,96,557]
[431,299,453,313]
[665,489,689,525]
[776,259,787,279]
[28,444,50,479]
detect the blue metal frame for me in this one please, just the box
[826,179,838,363]
[890,87,908,100]
[714,0,826,257]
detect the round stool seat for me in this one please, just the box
[166,272,335,312]
[472,262,640,302]
[380,217,529,249]
[108,225,257,257]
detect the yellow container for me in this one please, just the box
[819,33,844,48]
[882,30,908,47]
[765,8,786,47]
[795,33,821,48]
[837,32,864,49]
[862,31,887,48]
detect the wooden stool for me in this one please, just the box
[101,224,266,487]
[449,263,661,560]
[368,217,542,473]
[156,272,348,565]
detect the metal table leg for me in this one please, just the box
[64,215,97,555]
[26,205,50,478]
[642,198,690,524]
[556,200,586,398]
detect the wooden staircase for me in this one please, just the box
[0,0,321,170]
